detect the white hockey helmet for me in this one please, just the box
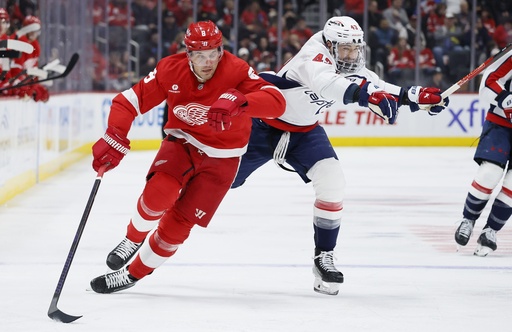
[322,16,365,74]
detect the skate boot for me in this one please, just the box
[454,218,475,246]
[474,227,497,257]
[312,249,344,296]
[106,237,143,270]
[90,266,138,294]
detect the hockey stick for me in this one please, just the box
[0,53,79,91]
[441,43,512,99]
[0,39,34,54]
[7,59,61,84]
[48,163,109,323]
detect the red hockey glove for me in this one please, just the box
[359,82,399,124]
[208,88,248,131]
[27,84,49,102]
[408,86,448,115]
[92,127,130,172]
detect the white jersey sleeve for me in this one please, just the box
[268,32,404,128]
[270,32,357,126]
[479,49,512,116]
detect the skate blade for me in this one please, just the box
[474,245,494,257]
[313,278,340,296]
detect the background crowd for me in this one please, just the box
[1,0,511,95]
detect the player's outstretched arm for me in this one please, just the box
[358,82,399,124]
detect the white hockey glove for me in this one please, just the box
[359,82,399,124]
[408,86,449,115]
[497,91,512,110]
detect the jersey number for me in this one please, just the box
[144,68,157,83]
[312,53,332,65]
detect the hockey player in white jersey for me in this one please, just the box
[231,16,449,295]
[454,46,512,256]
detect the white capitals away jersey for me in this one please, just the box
[479,48,512,127]
[261,31,403,132]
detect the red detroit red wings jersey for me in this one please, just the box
[108,51,285,157]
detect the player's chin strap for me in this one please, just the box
[273,131,295,172]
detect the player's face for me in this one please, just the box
[189,48,221,80]
[337,44,362,63]
[0,19,9,34]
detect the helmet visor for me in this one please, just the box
[188,48,221,66]
[335,42,365,74]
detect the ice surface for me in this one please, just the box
[0,147,510,331]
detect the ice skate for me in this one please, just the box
[90,266,138,294]
[454,218,475,246]
[106,237,142,270]
[312,249,344,295]
[474,227,497,257]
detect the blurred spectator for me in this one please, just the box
[419,44,436,72]
[404,14,426,49]
[252,36,274,64]
[281,1,297,30]
[282,32,302,56]
[161,10,179,51]
[167,31,185,55]
[368,18,398,69]
[93,0,105,26]
[382,0,409,37]
[166,0,193,28]
[368,0,383,32]
[432,11,465,70]
[342,0,364,26]
[463,16,492,64]
[481,8,496,37]
[238,47,250,63]
[427,66,451,91]
[92,44,108,90]
[216,0,234,38]
[493,17,512,49]
[5,0,23,30]
[132,0,156,30]
[241,0,269,31]
[267,13,289,50]
[456,0,470,35]
[108,0,134,27]
[426,2,447,48]
[0,8,10,39]
[199,0,218,22]
[387,36,415,84]
[290,17,313,46]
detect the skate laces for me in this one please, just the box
[105,269,133,289]
[315,251,338,272]
[273,131,290,166]
[457,219,474,238]
[114,238,140,260]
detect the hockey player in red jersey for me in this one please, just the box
[0,13,48,102]
[89,20,286,293]
[454,46,512,256]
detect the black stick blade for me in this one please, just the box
[48,307,82,323]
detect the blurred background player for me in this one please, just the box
[0,8,10,40]
[0,11,48,102]
[89,20,285,294]
[454,45,512,257]
[232,16,448,295]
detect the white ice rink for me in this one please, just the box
[0,147,511,332]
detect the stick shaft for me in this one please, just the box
[441,43,512,99]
